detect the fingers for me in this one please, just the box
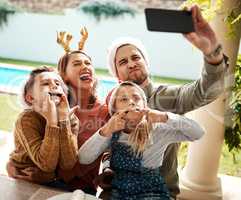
[21,167,37,175]
[183,32,200,45]
[42,93,52,112]
[60,93,68,104]
[69,105,80,117]
[14,174,32,181]
[191,5,198,30]
[195,5,205,23]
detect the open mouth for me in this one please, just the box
[79,73,92,81]
[48,92,62,105]
[48,92,62,97]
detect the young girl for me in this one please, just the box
[7,66,79,187]
[79,81,205,199]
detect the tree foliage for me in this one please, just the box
[225,54,241,152]
[0,1,16,28]
[79,0,136,21]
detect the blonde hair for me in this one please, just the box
[108,81,152,156]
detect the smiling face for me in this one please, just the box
[29,71,65,107]
[115,44,148,85]
[65,52,95,90]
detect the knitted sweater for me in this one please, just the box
[9,109,78,180]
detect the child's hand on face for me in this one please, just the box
[34,93,58,127]
[123,109,146,131]
[100,111,127,137]
[57,94,79,121]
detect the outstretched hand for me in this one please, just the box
[184,5,222,62]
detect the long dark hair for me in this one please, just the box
[57,51,97,108]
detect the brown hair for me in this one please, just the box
[57,51,97,108]
[23,66,67,105]
[57,50,91,82]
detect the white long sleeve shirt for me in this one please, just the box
[78,113,204,169]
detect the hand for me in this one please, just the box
[183,5,223,63]
[100,111,127,137]
[34,93,58,126]
[8,164,55,184]
[57,94,79,121]
[124,109,146,130]
[19,167,56,183]
[6,161,22,178]
[93,169,114,189]
[147,109,168,123]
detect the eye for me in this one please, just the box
[120,97,128,102]
[119,59,127,66]
[41,82,49,86]
[85,61,91,65]
[133,95,141,101]
[73,62,82,67]
[55,81,60,86]
[132,55,140,61]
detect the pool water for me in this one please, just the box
[0,66,117,101]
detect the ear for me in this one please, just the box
[24,93,34,106]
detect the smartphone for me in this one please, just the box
[145,8,194,33]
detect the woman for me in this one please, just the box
[56,28,110,194]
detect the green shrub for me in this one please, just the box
[225,54,241,152]
[79,1,136,21]
[0,1,16,28]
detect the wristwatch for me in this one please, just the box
[204,44,223,60]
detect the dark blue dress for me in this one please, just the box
[110,133,171,200]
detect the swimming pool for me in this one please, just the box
[0,65,117,101]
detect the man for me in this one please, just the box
[100,5,228,199]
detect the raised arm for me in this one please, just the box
[147,5,228,114]
[57,95,79,170]
[58,117,78,170]
[154,112,205,143]
[79,111,126,164]
[16,112,60,172]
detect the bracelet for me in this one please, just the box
[204,44,223,60]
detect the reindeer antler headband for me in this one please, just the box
[57,27,88,53]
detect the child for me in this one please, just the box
[79,81,204,199]
[7,66,79,187]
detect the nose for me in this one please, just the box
[80,64,91,73]
[128,100,136,107]
[128,60,136,69]
[50,81,58,90]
